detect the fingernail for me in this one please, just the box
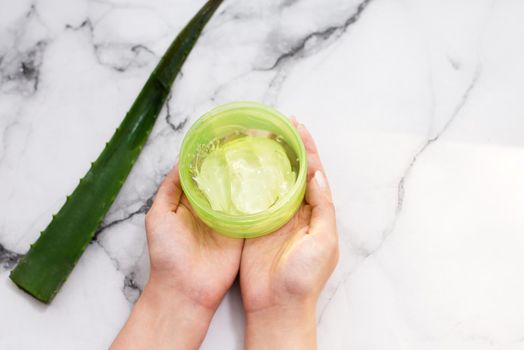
[314,170,326,190]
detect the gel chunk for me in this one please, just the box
[194,135,295,215]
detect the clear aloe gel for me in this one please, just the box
[192,133,297,215]
[179,102,307,238]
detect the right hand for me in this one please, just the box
[240,120,339,349]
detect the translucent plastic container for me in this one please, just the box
[179,101,307,238]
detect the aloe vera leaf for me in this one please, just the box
[10,0,223,304]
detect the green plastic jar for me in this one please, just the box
[179,101,307,238]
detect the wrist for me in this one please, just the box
[111,280,215,350]
[245,301,317,350]
[142,278,216,330]
[147,271,226,313]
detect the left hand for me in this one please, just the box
[110,164,244,350]
[144,163,244,311]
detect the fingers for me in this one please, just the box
[292,120,326,182]
[306,170,337,241]
[289,117,336,241]
[289,116,332,199]
[150,163,183,213]
[289,116,299,128]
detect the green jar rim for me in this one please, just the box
[178,101,308,231]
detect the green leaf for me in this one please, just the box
[10,0,223,304]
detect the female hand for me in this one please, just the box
[240,120,339,349]
[111,164,244,350]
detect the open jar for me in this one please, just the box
[178,101,307,238]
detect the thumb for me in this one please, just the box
[151,163,183,213]
[306,170,337,238]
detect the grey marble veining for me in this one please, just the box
[2,0,524,349]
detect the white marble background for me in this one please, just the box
[1,0,524,348]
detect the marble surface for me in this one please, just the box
[1,0,524,348]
